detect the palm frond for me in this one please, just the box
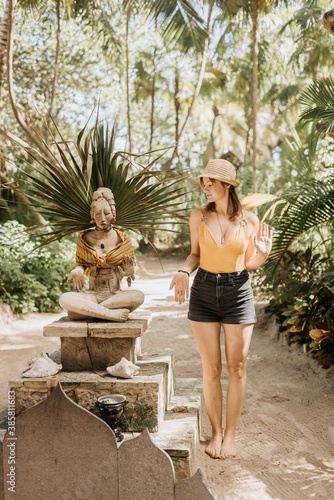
[9,119,186,247]
[299,77,334,135]
[265,176,334,278]
[123,0,207,53]
[283,125,320,179]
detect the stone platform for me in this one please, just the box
[5,313,204,481]
[43,312,151,370]
[9,350,172,432]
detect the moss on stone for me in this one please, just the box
[119,402,158,432]
[88,402,158,432]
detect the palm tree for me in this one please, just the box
[0,0,206,220]
[0,0,206,147]
[166,0,214,170]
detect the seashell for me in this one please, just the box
[106,357,140,379]
[23,352,62,378]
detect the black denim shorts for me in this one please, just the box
[188,268,257,324]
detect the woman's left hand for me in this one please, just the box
[254,223,273,258]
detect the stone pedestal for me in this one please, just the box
[4,310,203,481]
[43,313,149,371]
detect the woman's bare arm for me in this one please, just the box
[169,208,201,303]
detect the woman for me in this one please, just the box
[169,159,272,459]
[59,187,144,321]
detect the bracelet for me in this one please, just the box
[178,270,190,277]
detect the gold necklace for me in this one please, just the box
[216,211,231,245]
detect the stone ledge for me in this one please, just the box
[123,395,200,482]
[8,356,171,432]
[43,311,152,338]
[138,348,175,405]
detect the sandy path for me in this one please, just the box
[1,255,334,499]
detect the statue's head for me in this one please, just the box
[90,187,116,230]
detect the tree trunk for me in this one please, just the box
[167,1,213,170]
[244,119,251,163]
[210,114,217,158]
[45,0,61,144]
[148,47,157,164]
[174,70,181,162]
[0,0,10,97]
[6,0,55,162]
[126,11,132,153]
[250,0,258,194]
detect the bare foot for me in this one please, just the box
[109,308,130,322]
[219,433,237,459]
[205,433,223,459]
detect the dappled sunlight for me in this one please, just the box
[213,454,334,500]
[0,344,34,351]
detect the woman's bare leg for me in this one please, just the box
[220,323,254,458]
[191,321,223,458]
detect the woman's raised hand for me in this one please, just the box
[254,223,273,257]
[169,272,189,304]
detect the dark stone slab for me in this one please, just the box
[175,469,215,499]
[2,383,118,500]
[118,428,174,500]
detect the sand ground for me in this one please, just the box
[1,254,334,499]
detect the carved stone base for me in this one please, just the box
[43,312,150,371]
[60,336,141,370]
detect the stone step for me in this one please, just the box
[123,382,202,482]
[137,348,175,406]
[174,378,206,442]
[8,350,175,433]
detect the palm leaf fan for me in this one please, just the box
[15,121,187,246]
[264,175,334,278]
[299,77,334,136]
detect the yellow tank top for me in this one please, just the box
[198,208,249,273]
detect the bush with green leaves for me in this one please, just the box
[265,248,334,367]
[0,221,76,314]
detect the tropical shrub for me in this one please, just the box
[265,248,334,367]
[0,221,76,313]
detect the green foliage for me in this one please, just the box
[15,120,186,246]
[263,174,334,277]
[299,77,334,135]
[265,248,334,367]
[0,221,76,313]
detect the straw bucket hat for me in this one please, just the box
[194,159,240,187]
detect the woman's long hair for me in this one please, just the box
[201,178,243,221]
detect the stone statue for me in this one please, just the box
[59,187,144,322]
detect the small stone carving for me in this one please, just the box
[59,188,144,322]
[23,352,62,378]
[106,357,140,378]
